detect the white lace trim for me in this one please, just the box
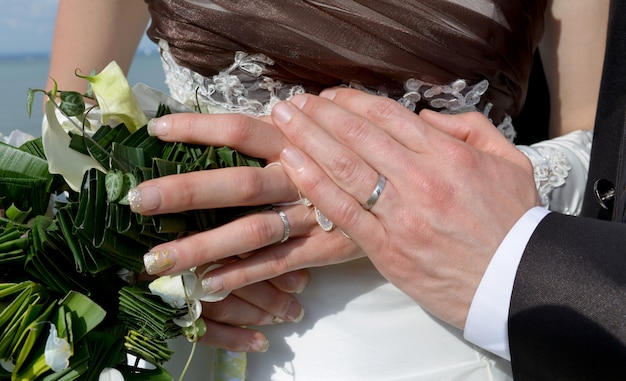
[158,40,567,201]
[522,146,572,208]
[159,39,516,141]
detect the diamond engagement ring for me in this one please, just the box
[364,174,386,210]
[273,208,291,243]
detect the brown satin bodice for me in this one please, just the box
[145,0,547,120]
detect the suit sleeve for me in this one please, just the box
[508,212,626,380]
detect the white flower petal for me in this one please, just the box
[173,299,203,328]
[44,324,71,372]
[195,264,231,302]
[0,359,15,372]
[1,130,35,147]
[42,101,107,192]
[148,274,187,308]
[98,367,125,381]
[84,62,148,133]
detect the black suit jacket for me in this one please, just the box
[509,0,626,380]
[508,1,626,379]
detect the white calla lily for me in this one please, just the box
[42,100,107,192]
[44,323,71,372]
[81,61,148,133]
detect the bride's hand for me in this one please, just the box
[195,279,301,352]
[129,112,362,295]
[268,88,539,329]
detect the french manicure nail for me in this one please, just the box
[128,186,162,213]
[201,274,225,295]
[295,276,311,294]
[286,272,310,294]
[143,248,176,274]
[287,301,305,323]
[251,338,270,352]
[147,117,170,136]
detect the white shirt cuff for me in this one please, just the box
[463,206,551,360]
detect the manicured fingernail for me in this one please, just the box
[295,276,310,294]
[287,301,305,323]
[143,248,176,274]
[128,186,162,213]
[286,272,310,294]
[272,101,296,123]
[281,147,305,171]
[201,275,224,295]
[147,117,170,136]
[319,88,337,100]
[251,338,270,352]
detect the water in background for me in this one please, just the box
[0,54,168,137]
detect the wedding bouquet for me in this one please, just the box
[0,62,262,380]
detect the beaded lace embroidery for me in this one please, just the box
[158,40,569,204]
[523,146,573,209]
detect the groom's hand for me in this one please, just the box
[271,88,540,328]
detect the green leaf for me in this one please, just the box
[105,170,124,202]
[59,291,106,343]
[11,301,56,378]
[5,204,32,224]
[0,142,54,217]
[26,89,36,118]
[117,173,137,205]
[19,137,47,160]
[59,92,85,117]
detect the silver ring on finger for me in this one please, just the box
[273,208,291,243]
[363,174,386,210]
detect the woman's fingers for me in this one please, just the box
[267,269,312,294]
[129,112,300,215]
[128,164,299,215]
[143,204,316,275]
[201,281,303,326]
[148,113,287,161]
[232,282,305,323]
[201,293,276,327]
[198,231,361,294]
[196,317,269,352]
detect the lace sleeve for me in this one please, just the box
[517,130,593,216]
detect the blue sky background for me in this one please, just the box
[0,0,154,56]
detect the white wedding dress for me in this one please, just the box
[155,40,591,380]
